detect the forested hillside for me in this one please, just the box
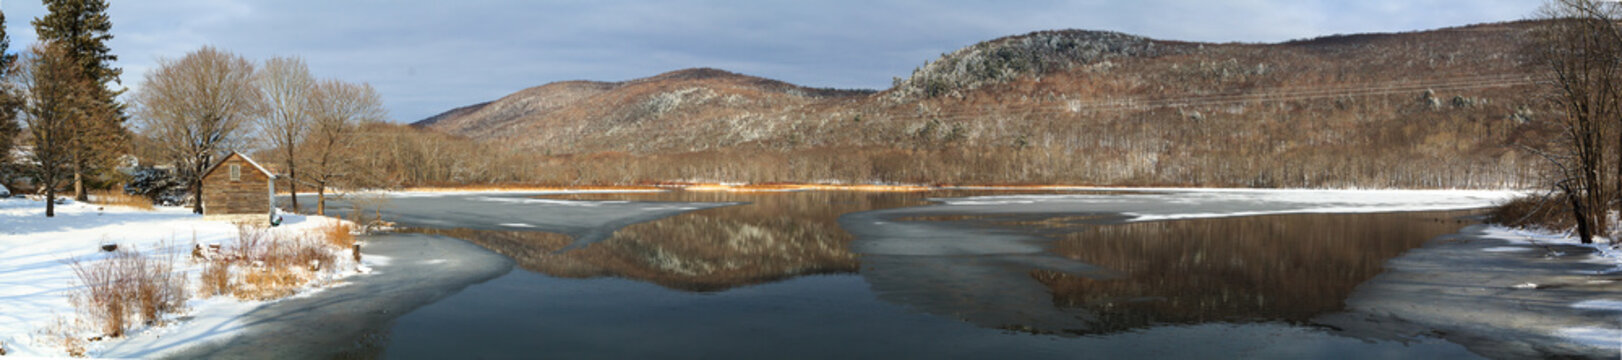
[410,21,1552,188]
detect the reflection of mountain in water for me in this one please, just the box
[402,191,1475,337]
[851,210,1475,336]
[406,191,945,292]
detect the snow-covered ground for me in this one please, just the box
[0,197,362,358]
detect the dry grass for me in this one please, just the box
[33,317,88,358]
[234,266,311,301]
[88,189,154,211]
[65,246,189,338]
[203,224,347,301]
[1487,194,1575,231]
[320,219,356,249]
[199,259,232,297]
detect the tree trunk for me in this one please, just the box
[288,162,299,213]
[73,170,87,202]
[317,184,326,215]
[1564,183,1595,244]
[45,185,56,217]
[192,178,204,215]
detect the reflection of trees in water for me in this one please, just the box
[1032,212,1474,334]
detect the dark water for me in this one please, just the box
[384,191,1484,359]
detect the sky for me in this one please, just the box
[1,0,1541,123]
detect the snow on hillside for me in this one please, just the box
[0,197,360,358]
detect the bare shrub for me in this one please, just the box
[1489,194,1576,231]
[231,224,272,263]
[346,192,392,232]
[65,246,189,338]
[132,250,187,324]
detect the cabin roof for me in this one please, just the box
[200,151,276,180]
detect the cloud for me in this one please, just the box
[2,0,1539,123]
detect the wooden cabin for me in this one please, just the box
[200,152,276,216]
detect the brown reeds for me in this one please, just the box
[320,218,355,249]
[211,223,348,301]
[88,189,154,210]
[199,259,232,297]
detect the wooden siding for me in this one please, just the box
[201,155,272,215]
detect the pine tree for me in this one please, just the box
[33,0,127,201]
[0,11,22,175]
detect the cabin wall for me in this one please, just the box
[201,157,272,215]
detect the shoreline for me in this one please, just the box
[143,233,513,359]
[1319,224,1622,359]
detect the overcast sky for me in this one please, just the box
[2,0,1540,123]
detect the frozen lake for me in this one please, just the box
[293,189,1516,359]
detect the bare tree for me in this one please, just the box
[304,79,385,214]
[132,46,261,214]
[1527,0,1622,243]
[20,43,98,217]
[254,56,313,213]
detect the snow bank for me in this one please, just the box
[0,198,354,358]
[932,188,1521,222]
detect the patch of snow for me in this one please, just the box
[1482,246,1532,253]
[1557,327,1622,349]
[364,255,392,266]
[475,197,629,206]
[1573,300,1622,312]
[0,197,357,358]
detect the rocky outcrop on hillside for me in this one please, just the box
[887,30,1185,101]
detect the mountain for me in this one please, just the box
[413,68,873,154]
[412,21,1551,188]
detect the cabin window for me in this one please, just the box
[229,164,241,181]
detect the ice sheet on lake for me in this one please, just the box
[931,189,1518,222]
